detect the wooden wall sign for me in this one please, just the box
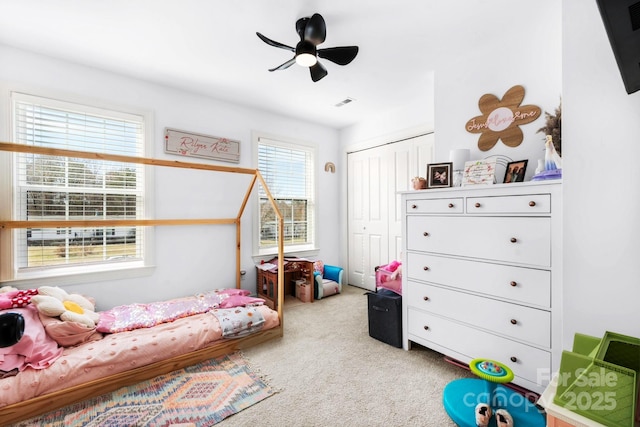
[465,85,541,151]
[164,128,240,163]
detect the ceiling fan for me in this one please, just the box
[256,13,359,82]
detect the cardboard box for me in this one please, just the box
[295,280,311,303]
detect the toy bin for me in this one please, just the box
[366,289,402,348]
[553,331,640,427]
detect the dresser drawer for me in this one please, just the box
[407,308,551,386]
[407,282,551,348]
[406,253,551,308]
[467,194,551,214]
[406,216,551,267]
[406,197,464,214]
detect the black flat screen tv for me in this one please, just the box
[596,0,640,94]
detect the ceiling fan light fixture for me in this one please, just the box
[296,53,317,67]
[295,40,317,67]
[257,13,358,81]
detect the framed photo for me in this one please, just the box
[503,160,528,183]
[427,162,453,188]
[462,159,497,186]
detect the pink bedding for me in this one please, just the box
[0,306,62,372]
[0,304,279,408]
[96,289,259,333]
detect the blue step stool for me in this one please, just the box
[443,359,546,427]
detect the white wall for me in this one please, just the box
[339,72,435,150]
[432,0,562,182]
[342,0,562,179]
[0,45,341,309]
[562,0,640,345]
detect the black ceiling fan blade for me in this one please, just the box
[295,17,308,40]
[304,13,326,45]
[269,57,297,72]
[310,62,328,82]
[256,32,295,52]
[318,46,359,65]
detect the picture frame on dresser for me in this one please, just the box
[504,160,528,183]
[427,162,453,188]
[462,159,497,186]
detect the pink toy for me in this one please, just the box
[376,262,402,295]
[386,260,401,272]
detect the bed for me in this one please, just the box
[0,142,286,425]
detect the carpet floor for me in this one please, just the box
[11,352,276,427]
[222,284,475,426]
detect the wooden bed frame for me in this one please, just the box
[0,141,285,425]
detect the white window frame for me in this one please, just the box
[253,132,318,257]
[0,90,155,287]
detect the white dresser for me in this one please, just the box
[401,181,561,393]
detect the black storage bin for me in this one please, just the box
[367,289,402,348]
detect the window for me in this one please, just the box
[256,135,316,254]
[3,92,151,281]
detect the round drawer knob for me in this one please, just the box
[423,296,430,301]
[510,319,518,325]
[423,266,430,271]
[510,356,518,363]
[448,203,454,208]
[412,204,418,209]
[529,201,536,207]
[423,231,429,237]
[475,202,481,208]
[510,281,517,287]
[423,325,429,331]
[510,237,517,243]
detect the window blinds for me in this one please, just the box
[257,137,315,249]
[12,93,145,270]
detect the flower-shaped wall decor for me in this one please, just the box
[465,85,541,151]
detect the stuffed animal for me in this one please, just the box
[31,286,100,328]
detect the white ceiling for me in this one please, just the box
[0,1,443,129]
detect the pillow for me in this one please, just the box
[198,288,251,299]
[31,286,100,328]
[215,288,251,297]
[219,295,265,308]
[39,313,103,347]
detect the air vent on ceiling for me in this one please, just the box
[335,97,355,107]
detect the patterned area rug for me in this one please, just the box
[13,352,276,427]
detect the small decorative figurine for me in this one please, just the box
[411,177,426,190]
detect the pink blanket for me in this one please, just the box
[97,289,264,333]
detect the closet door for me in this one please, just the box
[388,134,434,264]
[347,133,434,291]
[347,146,389,290]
